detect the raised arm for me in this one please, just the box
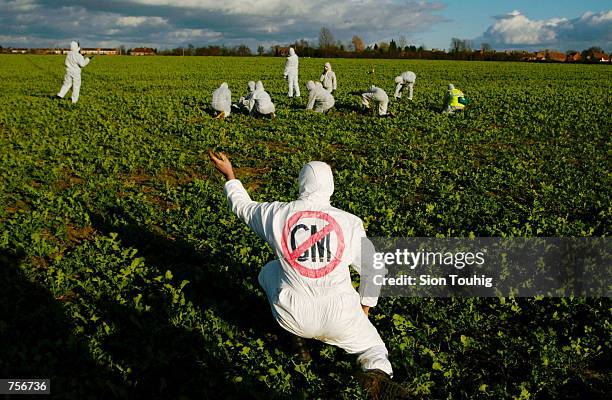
[209,150,278,239]
[77,54,91,68]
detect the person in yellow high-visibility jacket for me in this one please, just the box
[442,83,466,114]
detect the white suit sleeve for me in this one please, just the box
[224,179,279,241]
[306,92,316,110]
[284,59,290,76]
[77,54,90,68]
[350,220,384,307]
[332,73,337,90]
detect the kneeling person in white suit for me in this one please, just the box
[251,81,276,118]
[306,80,335,113]
[238,81,256,113]
[209,151,410,399]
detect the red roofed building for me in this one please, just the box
[130,47,156,56]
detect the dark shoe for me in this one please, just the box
[55,95,62,100]
[359,369,411,400]
[290,336,311,362]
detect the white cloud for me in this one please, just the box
[483,10,568,45]
[116,16,167,27]
[481,9,612,50]
[0,0,448,48]
[166,28,222,40]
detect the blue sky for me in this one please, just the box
[0,1,610,51]
[427,0,611,49]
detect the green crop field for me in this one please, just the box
[0,55,610,399]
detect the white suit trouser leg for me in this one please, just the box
[394,83,403,99]
[363,93,388,116]
[407,82,414,100]
[287,73,300,97]
[58,72,81,103]
[378,99,389,116]
[258,261,393,376]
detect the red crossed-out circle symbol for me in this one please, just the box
[280,211,345,278]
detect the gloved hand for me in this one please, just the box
[89,55,95,60]
[284,75,288,80]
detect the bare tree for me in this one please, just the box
[481,42,492,52]
[319,27,335,50]
[351,35,365,52]
[257,45,265,55]
[398,35,407,50]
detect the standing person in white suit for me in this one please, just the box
[283,47,300,98]
[56,41,92,103]
[320,62,337,93]
[208,152,410,399]
[211,82,232,119]
[362,85,391,117]
[394,71,416,100]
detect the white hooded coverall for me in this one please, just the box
[306,81,335,113]
[57,41,90,103]
[224,161,393,376]
[394,71,416,100]
[212,82,232,116]
[239,81,256,112]
[362,85,389,116]
[251,81,276,116]
[320,62,337,93]
[284,47,300,97]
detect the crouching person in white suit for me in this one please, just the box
[394,71,416,100]
[212,82,231,119]
[209,151,410,399]
[362,85,391,117]
[306,80,335,113]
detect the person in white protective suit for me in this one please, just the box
[56,41,92,103]
[394,71,416,100]
[251,81,276,118]
[208,151,411,399]
[320,62,337,93]
[362,85,390,117]
[211,82,232,119]
[237,81,256,113]
[283,47,300,97]
[306,80,335,113]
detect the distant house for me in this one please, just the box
[81,48,118,55]
[130,47,156,56]
[591,52,609,62]
[10,48,28,54]
[566,52,581,62]
[546,51,566,62]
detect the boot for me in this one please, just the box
[358,369,411,400]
